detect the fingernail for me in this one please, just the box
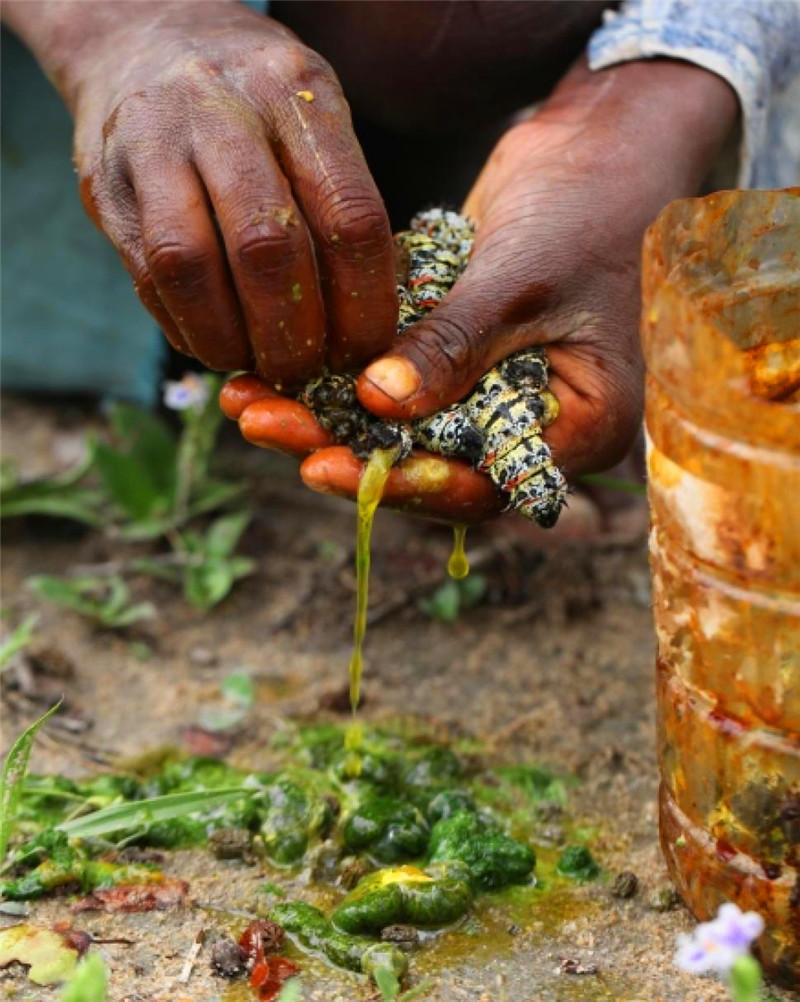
[364,358,421,402]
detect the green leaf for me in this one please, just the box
[728,954,762,1002]
[399,979,435,1001]
[108,403,178,498]
[0,481,106,525]
[1,449,104,526]
[275,980,303,1002]
[205,511,251,557]
[114,482,245,542]
[29,575,97,616]
[185,480,245,520]
[0,924,78,986]
[28,575,155,629]
[0,614,39,670]
[0,701,62,864]
[229,556,257,580]
[420,580,460,622]
[374,966,400,1001]
[61,953,108,1002]
[221,670,255,708]
[184,559,236,609]
[458,573,487,608]
[56,787,251,838]
[93,442,164,521]
[129,557,182,583]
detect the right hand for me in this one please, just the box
[69,2,398,388]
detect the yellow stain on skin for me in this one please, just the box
[400,456,450,493]
[296,90,315,102]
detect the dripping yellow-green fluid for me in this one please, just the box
[347,447,401,724]
[448,524,469,579]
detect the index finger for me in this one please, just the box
[275,86,398,373]
[300,447,504,524]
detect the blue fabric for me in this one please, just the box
[0,30,164,405]
[588,0,800,189]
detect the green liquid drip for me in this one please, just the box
[346,447,400,762]
[448,524,470,579]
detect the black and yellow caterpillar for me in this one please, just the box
[300,209,568,528]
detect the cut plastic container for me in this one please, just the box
[642,188,800,985]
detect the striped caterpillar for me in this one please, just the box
[300,209,568,528]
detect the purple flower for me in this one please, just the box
[675,903,765,975]
[163,374,210,412]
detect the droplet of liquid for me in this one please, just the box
[448,524,470,579]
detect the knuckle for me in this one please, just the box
[234,224,299,276]
[288,43,338,87]
[258,42,338,94]
[410,312,480,381]
[317,186,389,257]
[146,237,212,289]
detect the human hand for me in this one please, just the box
[222,57,737,522]
[61,1,397,387]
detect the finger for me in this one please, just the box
[356,243,548,419]
[300,448,503,523]
[219,375,278,421]
[84,164,192,357]
[132,161,252,371]
[239,397,334,456]
[544,345,643,475]
[194,130,325,389]
[274,85,398,372]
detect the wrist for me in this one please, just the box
[3,1,241,113]
[532,55,739,199]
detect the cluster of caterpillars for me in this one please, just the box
[300,209,568,528]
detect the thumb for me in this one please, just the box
[356,250,548,420]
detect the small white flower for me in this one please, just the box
[675,902,765,976]
[163,373,210,412]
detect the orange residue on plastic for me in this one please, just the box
[644,189,800,987]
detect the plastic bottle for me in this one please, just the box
[642,188,800,984]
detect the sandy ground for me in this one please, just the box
[1,394,794,1002]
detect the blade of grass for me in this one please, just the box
[0,614,39,672]
[0,701,62,864]
[374,967,400,1001]
[399,980,435,1001]
[56,787,252,838]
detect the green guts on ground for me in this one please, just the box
[342,796,429,863]
[270,900,409,979]
[3,724,598,986]
[428,812,536,891]
[299,208,569,528]
[259,775,336,866]
[332,863,473,934]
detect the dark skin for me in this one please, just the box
[4,1,739,522]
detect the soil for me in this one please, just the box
[1,394,795,1002]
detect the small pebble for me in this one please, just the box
[210,938,247,978]
[338,856,373,890]
[209,827,253,862]
[558,958,598,976]
[648,885,682,912]
[380,924,419,950]
[611,871,639,899]
[189,645,218,667]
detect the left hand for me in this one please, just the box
[222,57,737,523]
